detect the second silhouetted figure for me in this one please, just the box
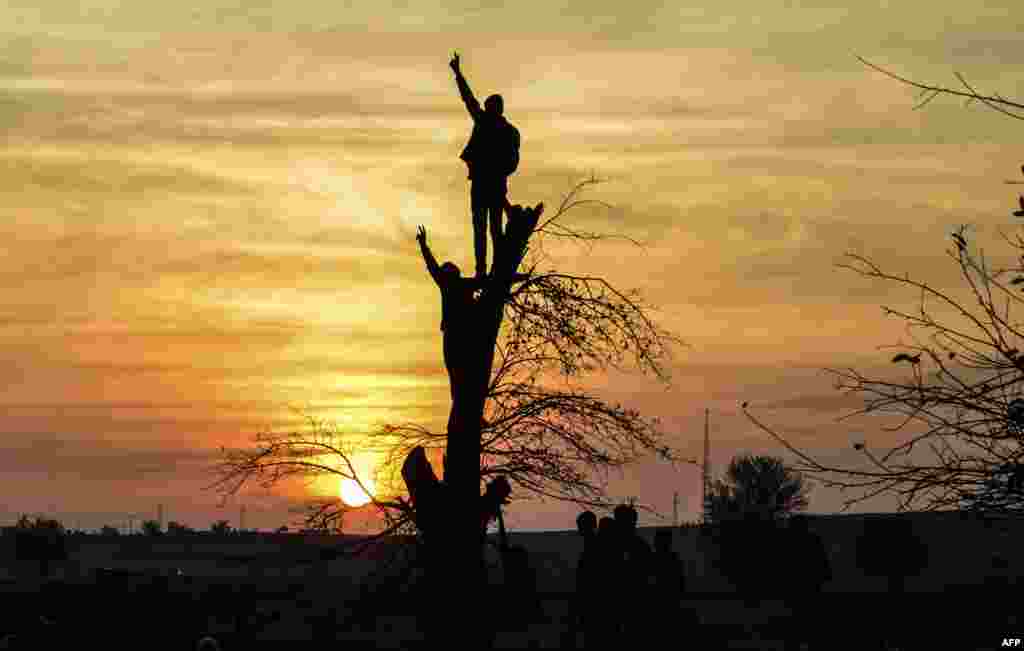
[416,225,485,437]
[450,52,521,279]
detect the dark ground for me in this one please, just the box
[1,520,1021,649]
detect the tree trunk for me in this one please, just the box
[437,205,542,643]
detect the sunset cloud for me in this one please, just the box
[1,1,1021,529]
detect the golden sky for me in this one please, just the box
[2,0,1023,531]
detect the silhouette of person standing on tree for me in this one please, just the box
[450,52,521,279]
[417,225,486,436]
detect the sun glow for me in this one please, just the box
[308,444,398,507]
[340,476,375,507]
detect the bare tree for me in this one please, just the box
[208,176,685,638]
[210,177,684,521]
[213,411,413,535]
[736,60,1024,514]
[745,226,1024,512]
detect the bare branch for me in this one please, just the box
[747,229,1024,513]
[858,56,1024,120]
[532,176,646,259]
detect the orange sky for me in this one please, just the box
[2,1,1023,531]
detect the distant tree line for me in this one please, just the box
[2,516,278,538]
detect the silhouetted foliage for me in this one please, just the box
[210,520,232,535]
[705,454,809,524]
[141,519,163,536]
[702,459,814,602]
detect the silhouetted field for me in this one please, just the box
[1,514,1022,648]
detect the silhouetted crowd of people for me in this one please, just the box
[567,505,698,647]
[564,506,835,650]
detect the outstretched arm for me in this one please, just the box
[416,226,442,286]
[449,52,483,121]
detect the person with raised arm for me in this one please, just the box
[449,52,521,279]
[417,225,486,433]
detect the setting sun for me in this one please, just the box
[340,477,375,507]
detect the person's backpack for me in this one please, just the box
[504,122,520,176]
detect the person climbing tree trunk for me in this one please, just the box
[406,202,544,642]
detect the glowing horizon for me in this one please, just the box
[2,1,1023,531]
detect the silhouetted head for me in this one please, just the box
[654,528,673,553]
[440,261,462,282]
[484,94,504,116]
[598,516,615,539]
[576,511,597,537]
[613,504,638,531]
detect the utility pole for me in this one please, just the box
[673,491,679,528]
[702,408,710,524]
[158,503,164,531]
